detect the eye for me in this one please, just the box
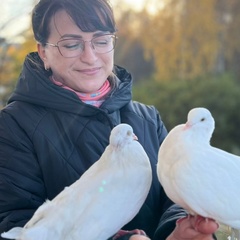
[61,40,82,50]
[93,36,111,47]
[200,118,205,122]
[127,130,132,136]
[94,40,108,47]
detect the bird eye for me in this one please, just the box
[201,118,205,122]
[127,130,132,136]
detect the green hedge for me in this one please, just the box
[133,73,240,153]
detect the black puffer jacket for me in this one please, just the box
[0,52,186,239]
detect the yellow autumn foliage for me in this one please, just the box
[0,30,37,85]
[139,0,222,80]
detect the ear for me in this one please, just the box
[38,43,50,70]
[37,43,47,62]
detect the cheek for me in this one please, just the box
[103,53,114,71]
[45,48,70,68]
[49,56,74,72]
[49,59,76,81]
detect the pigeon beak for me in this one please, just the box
[184,122,191,130]
[133,134,138,141]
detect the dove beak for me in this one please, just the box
[184,122,191,130]
[133,134,138,141]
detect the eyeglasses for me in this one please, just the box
[45,34,117,58]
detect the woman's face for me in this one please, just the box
[38,10,114,93]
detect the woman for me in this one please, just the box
[0,0,218,239]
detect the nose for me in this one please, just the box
[80,41,98,64]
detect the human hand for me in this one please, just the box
[129,235,150,240]
[113,229,150,240]
[167,215,219,240]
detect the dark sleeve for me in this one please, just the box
[153,204,187,240]
[156,110,168,146]
[0,112,44,237]
[153,205,217,240]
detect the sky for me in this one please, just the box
[0,0,34,41]
[0,0,149,42]
[113,0,147,11]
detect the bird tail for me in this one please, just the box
[1,227,23,239]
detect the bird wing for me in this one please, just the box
[70,141,152,239]
[1,227,23,239]
[18,128,151,239]
[157,124,190,209]
[172,145,240,227]
[20,151,110,237]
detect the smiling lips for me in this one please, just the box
[78,67,101,75]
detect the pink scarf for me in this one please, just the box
[51,76,111,107]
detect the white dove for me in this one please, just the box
[157,107,240,229]
[1,123,152,240]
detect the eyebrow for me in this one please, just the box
[60,31,111,39]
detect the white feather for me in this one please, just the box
[157,107,240,229]
[2,123,152,240]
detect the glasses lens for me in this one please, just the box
[58,39,84,58]
[57,35,116,58]
[92,35,116,54]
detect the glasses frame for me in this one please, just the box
[45,34,117,58]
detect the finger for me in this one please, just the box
[191,216,219,234]
[175,216,200,238]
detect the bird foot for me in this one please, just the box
[113,229,146,239]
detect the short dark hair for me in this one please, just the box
[32,0,117,44]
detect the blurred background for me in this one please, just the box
[1,0,240,239]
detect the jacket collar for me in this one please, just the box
[8,52,133,116]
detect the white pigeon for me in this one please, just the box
[157,107,240,229]
[2,123,152,240]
